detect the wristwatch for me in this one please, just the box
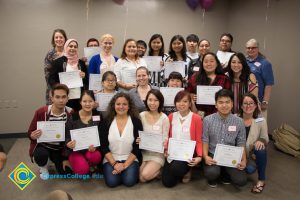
[262,101,269,105]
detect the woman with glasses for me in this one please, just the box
[239,93,268,194]
[227,52,258,113]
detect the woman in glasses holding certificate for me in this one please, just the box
[49,39,88,111]
[65,91,102,175]
[139,89,170,182]
[187,52,231,117]
[162,90,202,188]
[99,93,143,187]
[239,93,268,193]
[114,39,147,92]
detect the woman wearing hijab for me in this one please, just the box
[49,39,88,111]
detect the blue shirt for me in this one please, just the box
[247,55,274,101]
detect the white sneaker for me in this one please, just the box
[39,167,49,180]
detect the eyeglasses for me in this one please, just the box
[243,102,255,107]
[246,47,257,50]
[104,79,116,83]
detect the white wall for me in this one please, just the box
[0,0,229,133]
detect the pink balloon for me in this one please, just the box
[113,0,125,5]
[199,0,214,10]
[186,0,199,10]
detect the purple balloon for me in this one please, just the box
[113,0,125,5]
[186,0,199,10]
[199,0,214,10]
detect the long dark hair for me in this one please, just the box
[227,53,251,91]
[148,34,165,56]
[168,35,187,61]
[196,52,224,85]
[239,93,260,119]
[106,92,140,124]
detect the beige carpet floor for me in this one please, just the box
[0,138,299,200]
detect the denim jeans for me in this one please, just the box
[246,149,267,180]
[103,160,139,187]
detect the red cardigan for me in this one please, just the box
[27,105,73,159]
[168,112,203,157]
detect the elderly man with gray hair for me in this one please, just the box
[245,39,274,120]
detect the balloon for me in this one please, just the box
[199,0,214,10]
[113,0,125,5]
[186,0,199,10]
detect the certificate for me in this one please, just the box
[213,144,243,168]
[121,69,136,84]
[96,93,115,111]
[168,138,196,162]
[143,56,161,72]
[196,86,222,105]
[84,47,101,63]
[139,131,164,153]
[164,61,185,78]
[160,87,184,106]
[70,126,100,151]
[89,74,102,91]
[59,71,83,89]
[37,121,65,143]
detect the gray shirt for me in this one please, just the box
[202,112,246,155]
[129,85,159,113]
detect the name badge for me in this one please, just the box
[193,66,200,71]
[153,125,160,131]
[92,115,100,121]
[228,126,236,132]
[254,62,261,67]
[255,117,265,123]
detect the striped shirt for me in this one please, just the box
[202,112,246,154]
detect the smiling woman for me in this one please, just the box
[129,67,159,112]
[114,39,148,92]
[48,39,89,111]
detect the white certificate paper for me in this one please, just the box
[84,47,101,63]
[139,131,164,153]
[168,138,196,162]
[160,87,184,106]
[143,56,161,72]
[59,71,83,89]
[96,93,115,111]
[213,144,243,168]
[70,126,100,151]
[196,86,222,105]
[121,69,137,84]
[37,121,65,143]
[89,74,102,91]
[164,61,185,78]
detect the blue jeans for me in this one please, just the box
[246,149,267,180]
[103,161,139,187]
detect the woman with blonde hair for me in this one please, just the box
[89,34,118,75]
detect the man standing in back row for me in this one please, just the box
[245,39,274,120]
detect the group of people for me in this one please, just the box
[27,29,274,193]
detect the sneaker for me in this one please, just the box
[208,180,218,188]
[39,167,49,180]
[221,177,231,185]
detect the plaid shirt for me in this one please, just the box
[187,74,231,116]
[202,112,246,155]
